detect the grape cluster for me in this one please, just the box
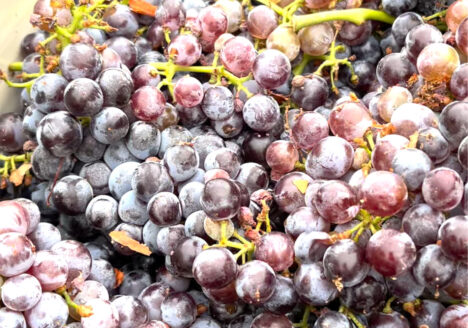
[0,0,467,327]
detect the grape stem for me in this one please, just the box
[150,61,253,99]
[293,305,315,328]
[255,199,272,233]
[293,8,395,31]
[339,305,365,328]
[56,286,94,318]
[8,62,23,72]
[423,9,447,22]
[383,296,396,314]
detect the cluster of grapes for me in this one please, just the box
[0,0,467,327]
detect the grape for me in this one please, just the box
[156,267,190,292]
[338,20,372,46]
[74,128,107,164]
[27,222,61,251]
[291,112,329,151]
[422,168,464,212]
[192,247,237,289]
[407,299,445,328]
[21,30,47,55]
[156,224,186,256]
[456,17,468,56]
[291,75,329,111]
[131,64,161,90]
[412,244,457,290]
[439,101,468,147]
[242,132,275,167]
[108,161,139,200]
[101,47,124,70]
[447,0,468,33]
[220,36,256,77]
[402,204,444,247]
[382,0,417,16]
[330,101,373,142]
[130,86,166,121]
[64,78,103,117]
[267,24,301,61]
[90,107,129,145]
[203,280,238,304]
[24,292,69,328]
[294,262,338,306]
[0,233,36,277]
[37,111,83,157]
[104,4,138,38]
[377,86,413,123]
[117,190,148,225]
[386,270,424,302]
[111,295,148,328]
[125,121,161,160]
[294,231,331,263]
[314,311,351,328]
[59,43,102,80]
[201,178,241,221]
[111,223,143,255]
[368,312,410,328]
[242,94,281,132]
[147,192,182,226]
[0,308,27,328]
[392,12,424,46]
[88,259,116,291]
[170,236,207,278]
[0,200,29,235]
[168,34,202,66]
[120,270,152,297]
[79,162,111,196]
[81,298,120,328]
[376,53,416,88]
[340,273,387,313]
[0,114,24,154]
[252,49,291,90]
[51,239,92,282]
[138,321,170,328]
[445,263,468,300]
[305,136,354,179]
[161,292,197,328]
[51,175,93,215]
[164,144,199,182]
[438,215,468,262]
[1,273,42,311]
[105,36,138,68]
[265,140,299,174]
[450,64,468,101]
[173,76,204,108]
[178,104,208,128]
[235,260,276,305]
[197,6,228,51]
[98,68,134,108]
[213,0,242,33]
[305,0,333,9]
[254,232,294,272]
[371,134,409,171]
[156,0,185,32]
[201,86,235,121]
[274,172,314,213]
[406,23,444,61]
[313,180,359,224]
[191,317,222,328]
[417,127,450,164]
[417,43,460,81]
[132,162,174,202]
[27,250,68,291]
[366,229,416,277]
[440,305,468,328]
[178,181,204,219]
[298,23,334,56]
[251,312,293,328]
[324,239,369,288]
[22,106,45,139]
[204,148,241,179]
[391,148,433,191]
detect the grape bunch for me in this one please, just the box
[0,0,467,327]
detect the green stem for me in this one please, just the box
[339,306,365,328]
[383,296,396,314]
[293,54,311,76]
[424,9,447,22]
[56,286,93,318]
[8,62,23,72]
[293,305,313,328]
[293,8,395,31]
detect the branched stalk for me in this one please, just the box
[56,286,93,318]
[293,8,395,31]
[339,305,365,328]
[383,296,396,314]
